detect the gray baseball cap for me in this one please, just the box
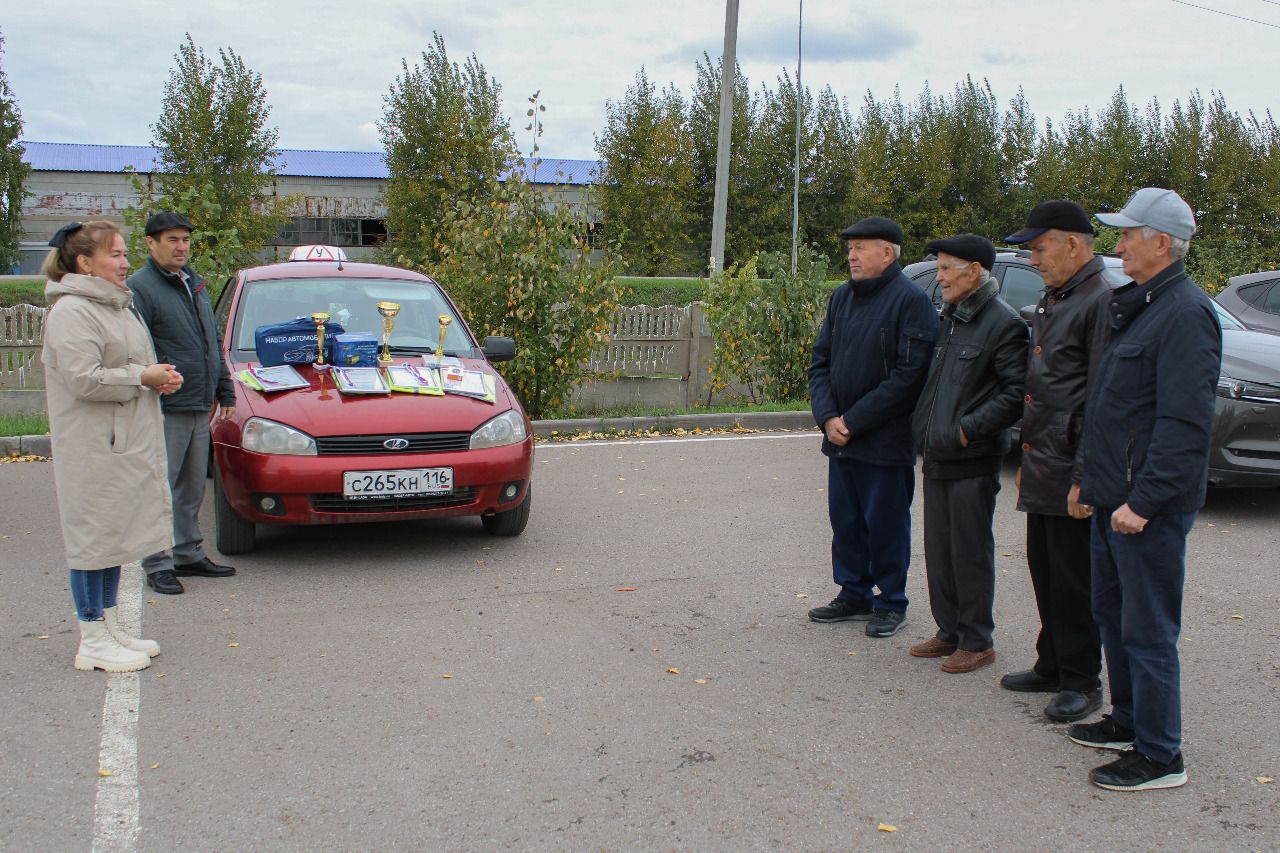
[1095,188,1196,240]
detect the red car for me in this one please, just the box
[210,247,533,554]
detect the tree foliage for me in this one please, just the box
[379,31,512,267]
[0,31,29,272]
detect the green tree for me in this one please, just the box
[687,53,755,268]
[595,67,696,275]
[0,31,29,272]
[132,33,288,279]
[379,32,512,267]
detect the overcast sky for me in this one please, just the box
[4,0,1279,161]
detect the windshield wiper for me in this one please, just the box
[389,345,465,357]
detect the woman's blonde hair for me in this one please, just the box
[41,220,123,282]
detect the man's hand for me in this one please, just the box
[1015,465,1022,491]
[219,405,236,422]
[1110,503,1148,534]
[824,416,850,447]
[1067,483,1093,520]
[959,426,969,447]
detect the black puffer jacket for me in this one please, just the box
[912,275,1029,479]
[1017,256,1111,515]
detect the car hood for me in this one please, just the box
[1221,329,1280,384]
[234,361,522,435]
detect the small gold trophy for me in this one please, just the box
[311,311,331,370]
[436,314,452,358]
[377,301,401,366]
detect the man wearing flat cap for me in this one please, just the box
[128,212,237,595]
[999,200,1111,722]
[1068,188,1221,792]
[807,216,937,638]
[908,234,1027,672]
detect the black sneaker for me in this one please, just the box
[1068,714,1135,750]
[808,598,874,623]
[865,609,907,638]
[1090,750,1187,791]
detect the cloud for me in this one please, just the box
[739,20,918,64]
[979,49,1024,68]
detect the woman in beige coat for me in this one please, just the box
[41,221,183,672]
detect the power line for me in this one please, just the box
[1171,0,1280,28]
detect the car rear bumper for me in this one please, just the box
[214,439,533,524]
[1207,398,1280,487]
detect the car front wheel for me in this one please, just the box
[481,486,531,536]
[214,468,257,555]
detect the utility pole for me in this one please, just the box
[709,0,739,276]
[791,0,803,273]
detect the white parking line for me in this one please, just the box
[536,431,821,449]
[92,562,144,853]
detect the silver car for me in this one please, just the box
[1216,271,1280,335]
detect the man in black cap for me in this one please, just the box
[807,216,937,638]
[1000,201,1111,720]
[128,212,237,595]
[908,234,1027,672]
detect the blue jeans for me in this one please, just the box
[1091,510,1195,765]
[827,458,915,614]
[70,566,121,622]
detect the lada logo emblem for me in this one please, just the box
[383,438,411,450]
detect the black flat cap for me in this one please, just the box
[144,211,195,237]
[839,215,904,245]
[1005,200,1095,243]
[926,233,996,271]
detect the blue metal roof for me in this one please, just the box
[20,141,598,184]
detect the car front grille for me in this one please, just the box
[314,432,471,455]
[310,488,478,513]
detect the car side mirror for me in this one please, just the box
[1019,304,1038,325]
[482,335,516,362]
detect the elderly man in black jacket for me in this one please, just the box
[1000,201,1111,722]
[808,216,937,638]
[1069,189,1221,792]
[909,235,1028,673]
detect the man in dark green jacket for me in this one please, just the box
[128,212,236,595]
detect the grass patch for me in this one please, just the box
[0,413,49,437]
[0,279,47,308]
[615,276,707,307]
[542,399,811,420]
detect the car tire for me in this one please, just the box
[214,468,257,555]
[481,486,531,536]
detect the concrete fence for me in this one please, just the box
[0,303,721,414]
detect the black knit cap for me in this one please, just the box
[838,215,904,245]
[1005,200,1095,243]
[926,234,996,271]
[144,211,195,237]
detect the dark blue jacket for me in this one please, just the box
[127,256,234,414]
[1080,261,1222,517]
[809,263,938,466]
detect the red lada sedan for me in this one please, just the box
[210,248,532,554]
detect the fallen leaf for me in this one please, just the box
[847,651,857,656]
[228,642,239,648]
[616,587,639,592]
[223,608,230,613]
[37,635,49,640]
[146,599,158,605]
[441,674,454,679]
[1206,522,1217,527]
[150,763,160,770]
[1257,776,1274,784]
[532,696,545,703]
[1000,552,1013,557]
[98,769,113,778]
[693,679,707,685]
[1230,615,1244,620]
[155,673,165,678]
[475,560,485,565]
[666,667,680,674]
[878,823,897,833]
[795,593,808,599]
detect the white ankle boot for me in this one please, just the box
[103,606,160,658]
[74,619,151,672]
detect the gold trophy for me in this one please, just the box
[436,314,452,358]
[377,301,401,366]
[311,311,330,370]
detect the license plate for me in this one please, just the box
[343,467,453,499]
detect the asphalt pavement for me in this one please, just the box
[1,430,1277,851]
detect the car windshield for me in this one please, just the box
[230,277,474,358]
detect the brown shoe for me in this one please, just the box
[940,648,996,673]
[910,637,957,658]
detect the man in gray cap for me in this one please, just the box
[1068,188,1221,791]
[909,234,1027,673]
[1000,201,1111,723]
[129,212,237,595]
[807,216,937,638]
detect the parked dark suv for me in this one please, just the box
[902,252,1280,488]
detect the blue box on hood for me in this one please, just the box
[332,333,379,367]
[254,317,345,367]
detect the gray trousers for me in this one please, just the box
[143,410,210,575]
[922,473,1000,651]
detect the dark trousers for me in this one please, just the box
[1026,513,1101,691]
[827,458,914,614]
[922,473,999,651]
[142,411,211,576]
[1091,509,1196,765]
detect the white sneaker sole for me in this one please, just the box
[1092,770,1188,791]
[1069,735,1135,750]
[75,654,151,673]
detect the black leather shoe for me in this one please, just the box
[146,570,185,595]
[173,557,236,578]
[1000,669,1058,693]
[1046,688,1104,723]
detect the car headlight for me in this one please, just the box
[470,409,528,449]
[241,417,317,455]
[1216,374,1280,403]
